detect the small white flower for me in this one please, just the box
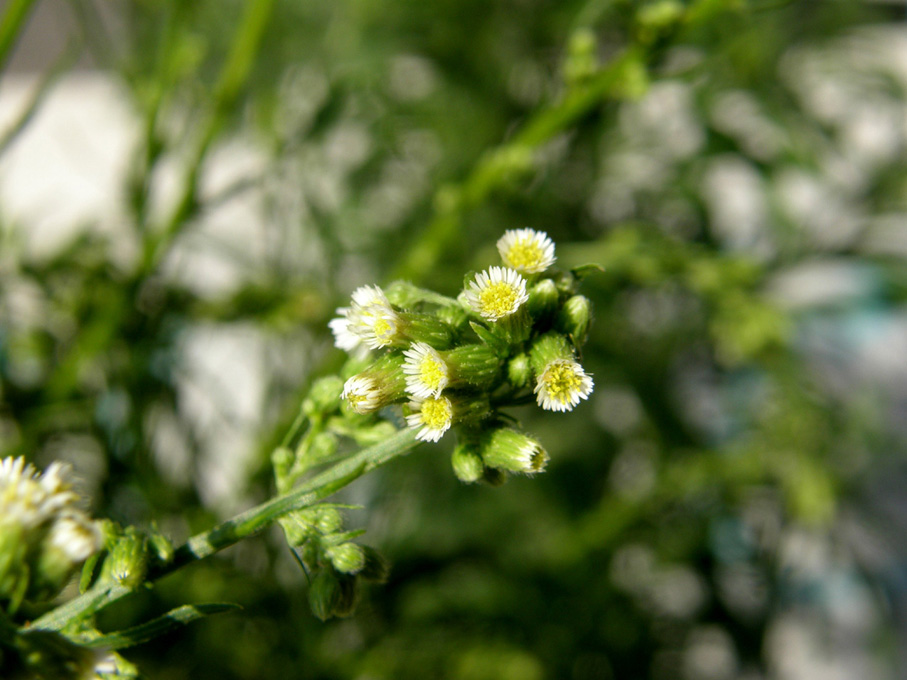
[403,342,449,399]
[406,396,453,442]
[497,228,556,274]
[0,457,79,530]
[342,375,384,414]
[462,266,529,322]
[331,285,404,352]
[534,358,594,412]
[347,285,402,349]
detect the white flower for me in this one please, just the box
[0,456,102,604]
[497,228,556,274]
[406,396,453,442]
[0,457,78,530]
[342,375,384,414]
[330,285,405,352]
[403,342,449,399]
[348,285,401,349]
[462,266,529,322]
[534,358,594,412]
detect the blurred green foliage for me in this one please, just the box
[2,0,907,677]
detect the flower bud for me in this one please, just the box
[302,376,345,418]
[529,332,574,374]
[326,542,366,574]
[481,428,549,475]
[101,527,148,589]
[557,295,592,345]
[342,354,406,414]
[528,278,559,325]
[308,570,340,621]
[451,441,484,483]
[507,353,532,388]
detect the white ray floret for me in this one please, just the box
[403,342,449,399]
[534,358,594,412]
[496,228,556,274]
[342,375,384,414]
[462,266,529,322]
[406,396,453,442]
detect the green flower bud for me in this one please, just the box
[341,354,406,414]
[435,303,469,330]
[302,376,345,418]
[271,446,294,480]
[308,569,360,620]
[529,332,574,375]
[311,506,344,535]
[326,542,366,574]
[557,295,591,345]
[309,431,339,461]
[528,278,559,326]
[445,344,502,389]
[148,525,174,565]
[398,311,454,349]
[308,570,340,621]
[101,527,148,588]
[481,428,549,475]
[451,441,484,483]
[507,353,532,388]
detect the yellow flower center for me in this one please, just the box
[479,282,520,319]
[505,240,544,271]
[542,362,582,404]
[372,317,395,344]
[346,391,367,407]
[420,397,452,429]
[420,356,447,391]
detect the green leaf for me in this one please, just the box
[570,263,605,280]
[76,603,241,650]
[469,322,509,357]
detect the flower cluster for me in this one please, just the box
[0,456,102,612]
[331,229,594,479]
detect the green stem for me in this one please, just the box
[30,428,419,633]
[141,0,275,273]
[0,0,37,74]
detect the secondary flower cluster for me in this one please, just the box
[0,456,102,611]
[331,228,593,479]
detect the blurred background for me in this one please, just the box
[2,0,907,678]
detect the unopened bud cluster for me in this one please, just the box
[0,457,102,612]
[331,228,594,479]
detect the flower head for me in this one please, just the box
[534,358,594,412]
[497,228,556,274]
[463,266,529,322]
[348,285,402,349]
[341,376,383,414]
[406,396,453,442]
[481,428,549,474]
[330,285,403,352]
[403,342,449,399]
[0,456,102,608]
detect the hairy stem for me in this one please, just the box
[30,428,419,633]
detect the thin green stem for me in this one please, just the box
[0,0,37,75]
[30,428,419,633]
[141,0,275,274]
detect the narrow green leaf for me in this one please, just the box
[77,604,241,650]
